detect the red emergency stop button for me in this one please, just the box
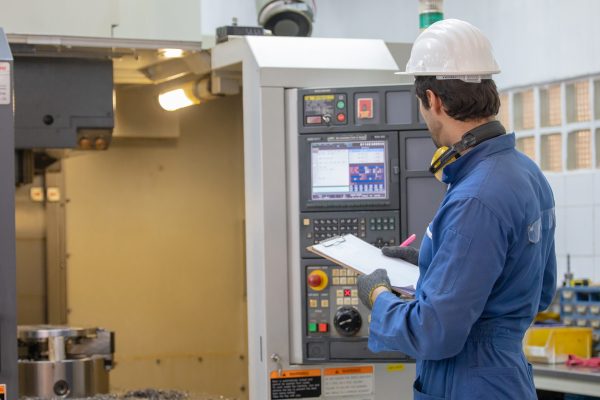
[336,113,346,122]
[307,270,329,291]
[318,323,329,333]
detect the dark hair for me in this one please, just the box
[415,76,500,121]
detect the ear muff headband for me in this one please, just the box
[428,120,507,181]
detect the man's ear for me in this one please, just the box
[426,89,443,114]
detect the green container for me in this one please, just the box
[419,12,444,29]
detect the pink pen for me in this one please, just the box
[399,233,417,247]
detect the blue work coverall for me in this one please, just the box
[369,132,556,399]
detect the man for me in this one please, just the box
[357,19,556,399]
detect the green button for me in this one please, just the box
[308,322,317,333]
[337,101,345,109]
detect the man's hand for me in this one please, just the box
[382,246,419,266]
[357,269,391,310]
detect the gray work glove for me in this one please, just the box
[357,269,392,310]
[382,246,419,266]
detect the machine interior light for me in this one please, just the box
[159,48,185,58]
[158,88,198,111]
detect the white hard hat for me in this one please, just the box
[398,18,500,82]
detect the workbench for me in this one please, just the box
[534,363,600,397]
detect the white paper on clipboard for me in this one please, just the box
[307,234,419,295]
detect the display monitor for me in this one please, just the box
[310,140,388,201]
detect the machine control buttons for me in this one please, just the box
[307,270,329,291]
[337,100,345,109]
[334,307,363,337]
[308,322,317,333]
[336,113,346,122]
[309,299,318,308]
[303,218,311,226]
[321,299,329,308]
[318,323,329,333]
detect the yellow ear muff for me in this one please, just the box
[430,146,458,182]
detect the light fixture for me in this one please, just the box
[159,48,185,58]
[158,79,221,112]
[158,81,200,111]
[256,0,315,37]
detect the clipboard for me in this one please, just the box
[307,234,419,296]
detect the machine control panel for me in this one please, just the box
[303,93,348,126]
[293,85,446,364]
[302,263,409,362]
[300,211,400,258]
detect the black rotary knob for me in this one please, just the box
[333,307,362,337]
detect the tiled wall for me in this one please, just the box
[501,76,600,285]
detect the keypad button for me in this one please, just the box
[340,277,347,285]
[333,277,340,285]
[351,289,358,297]
[336,289,343,297]
[321,299,329,308]
[344,298,352,305]
[309,299,318,308]
[339,269,347,276]
[351,298,359,305]
[336,298,344,305]
[332,269,340,276]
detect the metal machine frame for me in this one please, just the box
[212,36,417,399]
[0,28,18,400]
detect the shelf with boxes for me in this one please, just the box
[559,286,600,355]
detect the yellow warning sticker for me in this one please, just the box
[386,364,406,373]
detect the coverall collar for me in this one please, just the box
[442,127,515,185]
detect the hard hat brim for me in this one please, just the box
[395,70,501,76]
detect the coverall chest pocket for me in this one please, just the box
[425,228,471,294]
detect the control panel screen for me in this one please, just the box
[310,141,388,201]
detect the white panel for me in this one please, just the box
[564,206,594,256]
[246,36,398,70]
[555,255,567,287]
[595,206,600,257]
[545,174,565,207]
[114,0,203,41]
[593,172,600,204]
[312,0,420,43]
[565,173,595,206]
[569,256,595,282]
[0,0,116,37]
[553,206,566,257]
[593,257,600,283]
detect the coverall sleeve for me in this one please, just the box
[538,238,557,312]
[368,197,508,360]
